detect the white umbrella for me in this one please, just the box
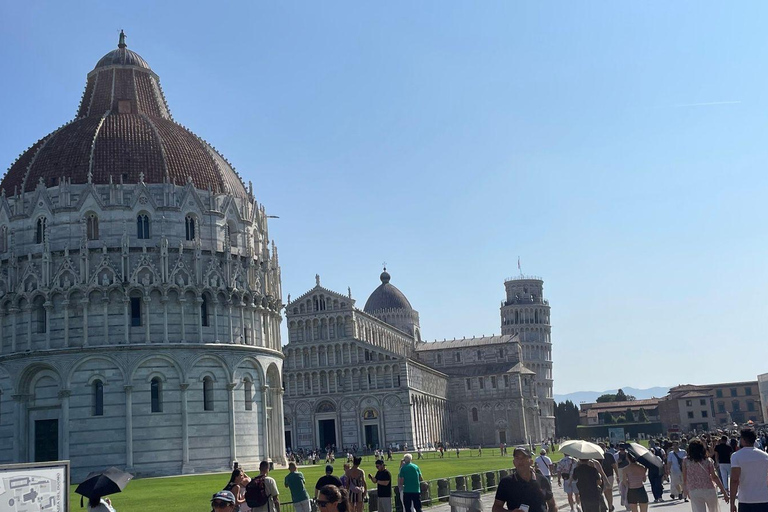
[626,442,663,469]
[559,440,604,460]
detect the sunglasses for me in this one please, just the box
[212,501,233,508]
[317,501,331,508]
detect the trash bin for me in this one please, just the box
[449,490,483,512]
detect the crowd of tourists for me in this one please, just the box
[535,428,768,512]
[209,453,424,512]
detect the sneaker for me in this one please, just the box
[684,499,689,503]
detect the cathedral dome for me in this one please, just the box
[1,31,247,198]
[364,269,414,313]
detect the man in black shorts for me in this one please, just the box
[493,447,557,512]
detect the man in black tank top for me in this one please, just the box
[714,436,734,492]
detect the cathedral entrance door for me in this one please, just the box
[34,419,59,462]
[318,419,336,449]
[285,430,293,450]
[498,430,507,445]
[364,424,379,449]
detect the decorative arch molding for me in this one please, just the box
[315,400,337,413]
[18,363,62,394]
[128,354,184,383]
[65,355,126,389]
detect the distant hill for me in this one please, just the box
[554,386,670,405]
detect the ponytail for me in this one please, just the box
[318,485,351,512]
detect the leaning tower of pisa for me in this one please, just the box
[500,276,555,439]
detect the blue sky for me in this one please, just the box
[2,2,767,394]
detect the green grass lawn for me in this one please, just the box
[70,448,564,512]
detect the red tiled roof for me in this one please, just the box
[3,40,247,197]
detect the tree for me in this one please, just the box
[604,412,615,424]
[597,394,617,403]
[615,414,626,423]
[616,389,628,401]
[555,400,580,438]
[638,408,649,422]
[625,409,635,422]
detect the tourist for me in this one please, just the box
[398,454,423,512]
[346,457,367,512]
[623,452,649,512]
[285,462,311,512]
[616,444,631,509]
[682,438,728,512]
[535,449,554,481]
[714,436,734,493]
[557,453,581,512]
[317,485,351,512]
[315,465,343,500]
[87,496,117,512]
[598,442,619,510]
[492,447,557,512]
[729,428,768,512]
[368,460,392,512]
[249,460,280,512]
[573,459,604,512]
[210,491,238,512]
[417,447,423,460]
[667,441,688,501]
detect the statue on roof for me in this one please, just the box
[118,30,127,49]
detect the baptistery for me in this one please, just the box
[0,32,285,480]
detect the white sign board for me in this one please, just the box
[0,461,69,512]
[608,428,626,445]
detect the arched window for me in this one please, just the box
[36,304,47,333]
[201,296,209,327]
[92,380,104,416]
[203,377,214,411]
[244,379,253,411]
[226,222,238,247]
[185,215,196,241]
[36,218,46,244]
[151,377,163,413]
[472,407,478,422]
[136,214,150,239]
[86,213,99,240]
[0,226,7,252]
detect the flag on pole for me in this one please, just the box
[517,257,521,271]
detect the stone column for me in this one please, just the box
[161,296,169,343]
[214,301,220,343]
[0,309,4,355]
[44,303,52,349]
[81,299,89,347]
[227,303,234,343]
[124,385,134,469]
[59,389,71,460]
[9,307,18,353]
[12,394,27,460]
[239,302,245,344]
[102,298,109,345]
[228,382,238,465]
[62,302,70,348]
[197,297,204,344]
[24,304,31,350]
[143,297,151,343]
[261,385,270,460]
[179,297,187,342]
[123,299,130,344]
[180,383,190,471]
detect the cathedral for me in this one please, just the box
[282,270,554,451]
[0,33,285,481]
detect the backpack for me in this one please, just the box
[245,475,270,508]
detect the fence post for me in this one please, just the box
[471,474,482,491]
[485,472,496,490]
[455,475,466,491]
[438,479,450,502]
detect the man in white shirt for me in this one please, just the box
[665,441,687,501]
[730,428,768,512]
[536,449,554,481]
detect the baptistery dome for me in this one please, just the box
[0,33,285,481]
[2,31,246,198]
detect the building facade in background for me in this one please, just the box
[658,382,764,431]
[282,271,550,451]
[0,34,285,481]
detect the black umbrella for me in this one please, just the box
[626,442,663,469]
[75,467,133,502]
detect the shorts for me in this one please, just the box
[295,500,311,512]
[627,487,648,504]
[564,478,579,495]
[378,497,392,512]
[738,504,768,512]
